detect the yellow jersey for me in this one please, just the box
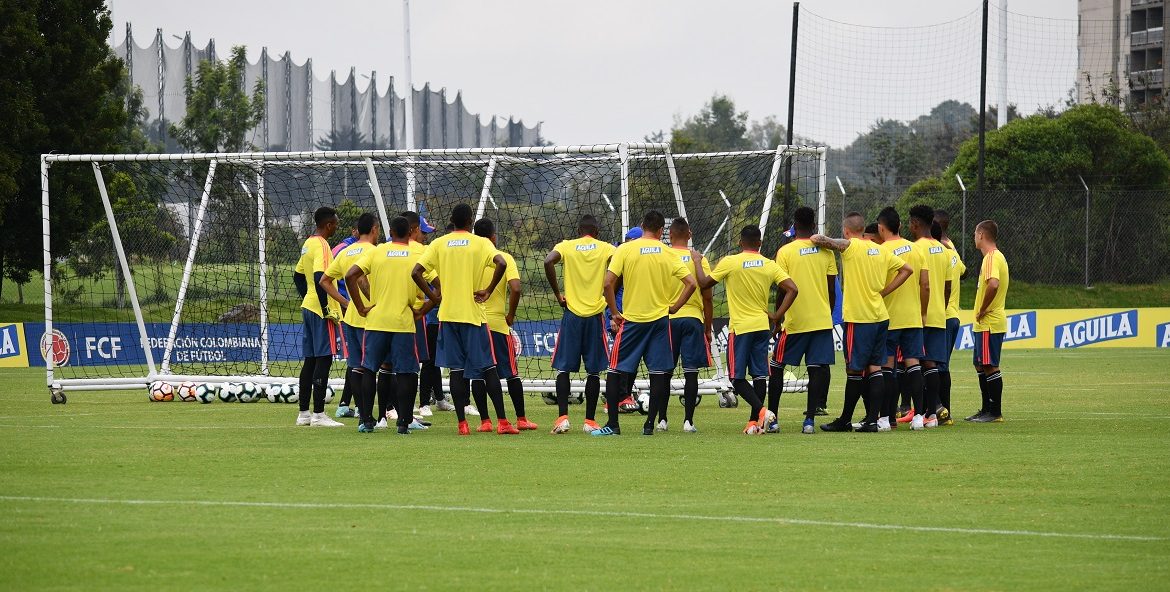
[945,248,966,319]
[416,230,497,326]
[323,240,376,328]
[709,250,791,335]
[294,235,339,318]
[881,237,925,330]
[607,237,690,323]
[667,246,711,322]
[775,238,837,334]
[354,241,423,333]
[840,238,906,324]
[481,249,521,334]
[553,236,615,317]
[973,249,1010,333]
[917,237,950,329]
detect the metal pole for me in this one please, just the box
[956,174,968,260]
[835,175,846,223]
[997,0,1008,128]
[1079,175,1090,288]
[720,190,732,252]
[759,145,786,236]
[664,149,690,246]
[256,167,269,375]
[476,157,499,220]
[619,144,630,238]
[40,158,54,388]
[977,0,989,221]
[366,158,392,232]
[403,0,415,151]
[816,147,827,235]
[783,2,800,229]
[162,160,217,373]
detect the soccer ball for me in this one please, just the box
[569,392,584,405]
[677,393,703,407]
[194,383,216,404]
[217,382,239,403]
[176,381,198,402]
[323,385,334,404]
[265,383,288,403]
[236,382,259,403]
[718,391,739,408]
[284,384,299,404]
[147,381,174,402]
[540,392,556,405]
[635,391,651,415]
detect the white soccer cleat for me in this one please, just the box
[911,414,925,430]
[682,420,698,433]
[374,418,389,431]
[464,405,480,417]
[656,419,668,432]
[417,405,433,417]
[295,410,312,426]
[923,415,938,428]
[387,408,399,421]
[434,399,457,412]
[310,413,344,427]
[851,422,863,430]
[551,417,570,434]
[877,417,892,432]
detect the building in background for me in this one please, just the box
[1078,0,1167,105]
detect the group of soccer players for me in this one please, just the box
[291,197,1009,436]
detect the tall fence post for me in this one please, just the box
[955,174,968,260]
[1079,175,1091,288]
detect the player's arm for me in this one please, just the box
[695,258,718,290]
[320,263,350,310]
[669,275,697,316]
[881,263,913,297]
[344,264,374,316]
[944,278,952,306]
[918,266,930,323]
[770,278,798,324]
[411,263,440,304]
[292,271,308,297]
[977,278,999,323]
[505,278,522,327]
[700,266,714,340]
[827,274,838,313]
[810,233,850,252]
[475,254,508,303]
[543,249,565,308]
[604,270,623,325]
[414,295,437,320]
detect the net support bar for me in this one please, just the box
[404,161,417,212]
[161,160,217,373]
[40,158,54,387]
[619,144,630,237]
[92,163,157,379]
[664,150,689,246]
[364,157,392,233]
[759,144,786,237]
[475,156,499,220]
[817,148,828,234]
[256,167,270,376]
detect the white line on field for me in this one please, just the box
[0,424,293,430]
[0,495,1162,542]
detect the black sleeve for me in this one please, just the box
[293,271,307,297]
[313,271,330,313]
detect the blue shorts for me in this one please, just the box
[771,329,835,368]
[487,330,520,380]
[301,309,337,358]
[341,323,363,368]
[728,330,770,380]
[552,310,609,374]
[844,321,889,372]
[670,317,711,371]
[973,331,1004,368]
[886,327,925,362]
[609,317,673,374]
[941,317,961,371]
[437,322,496,375]
[414,319,431,362]
[922,327,949,363]
[361,330,420,374]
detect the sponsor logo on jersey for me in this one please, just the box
[447,239,469,247]
[742,259,764,269]
[640,246,662,255]
[575,244,597,251]
[956,311,1036,350]
[799,246,820,256]
[1055,310,1137,348]
[929,246,945,254]
[345,246,365,257]
[386,249,410,258]
[680,255,692,262]
[893,245,912,256]
[867,248,880,256]
[300,246,309,255]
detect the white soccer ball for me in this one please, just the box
[284,384,299,404]
[718,391,739,408]
[217,382,239,403]
[323,385,334,404]
[570,392,584,405]
[194,383,216,404]
[147,381,174,402]
[176,381,198,402]
[541,392,557,405]
[635,391,651,415]
[265,383,285,403]
[236,382,259,403]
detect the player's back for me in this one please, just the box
[417,230,495,325]
[555,236,615,317]
[359,241,423,332]
[839,238,902,323]
[667,246,709,321]
[325,240,376,328]
[881,237,923,329]
[917,237,949,328]
[480,249,520,333]
[776,239,836,333]
[609,237,687,323]
[712,251,787,334]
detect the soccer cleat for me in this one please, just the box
[551,416,571,434]
[464,405,480,417]
[334,404,355,418]
[412,416,432,427]
[457,420,471,436]
[374,418,389,431]
[417,405,433,417]
[743,421,762,435]
[590,425,620,436]
[397,425,411,435]
[910,414,925,430]
[434,399,457,412]
[820,418,854,432]
[896,408,916,424]
[477,419,494,433]
[387,408,399,421]
[964,410,987,422]
[815,407,828,416]
[970,413,1004,423]
[408,419,429,431]
[683,420,698,433]
[618,397,639,413]
[295,411,312,426]
[857,421,879,433]
[310,413,345,427]
[765,420,780,434]
[759,409,776,430]
[923,415,939,428]
[876,417,892,432]
[656,419,668,432]
[497,419,520,435]
[942,416,955,426]
[516,417,539,431]
[897,405,912,419]
[802,418,815,434]
[357,421,377,433]
[851,422,863,430]
[937,406,951,422]
[642,425,655,436]
[582,419,601,434]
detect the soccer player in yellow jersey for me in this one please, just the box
[812,213,911,432]
[412,204,510,436]
[910,204,953,427]
[665,217,712,433]
[346,216,434,434]
[771,207,837,435]
[320,213,379,420]
[291,206,345,427]
[696,225,798,435]
[401,210,449,418]
[933,216,966,420]
[544,214,616,434]
[471,218,536,433]
[876,207,931,431]
[969,220,1009,423]
[594,210,696,437]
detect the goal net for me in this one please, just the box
[38,143,826,400]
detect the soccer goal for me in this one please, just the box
[37,143,826,402]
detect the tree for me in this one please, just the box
[669,94,752,153]
[169,46,265,154]
[0,0,127,300]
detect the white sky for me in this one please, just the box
[109,0,1076,146]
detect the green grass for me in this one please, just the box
[1,349,1168,590]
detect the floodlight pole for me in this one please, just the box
[977,0,989,222]
[402,0,418,211]
[997,0,1008,129]
[783,2,800,230]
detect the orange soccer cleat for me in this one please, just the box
[477,419,494,433]
[515,417,539,431]
[458,420,471,436]
[496,419,520,435]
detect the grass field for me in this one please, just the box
[1,349,1168,590]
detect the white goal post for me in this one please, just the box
[39,143,826,400]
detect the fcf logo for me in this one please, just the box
[40,329,70,367]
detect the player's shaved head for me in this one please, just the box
[641,210,666,232]
[356,213,377,235]
[843,212,865,233]
[389,216,410,240]
[473,218,495,239]
[670,217,690,235]
[976,219,998,242]
[578,214,599,237]
[450,203,473,230]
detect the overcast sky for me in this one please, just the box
[109,0,1076,147]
